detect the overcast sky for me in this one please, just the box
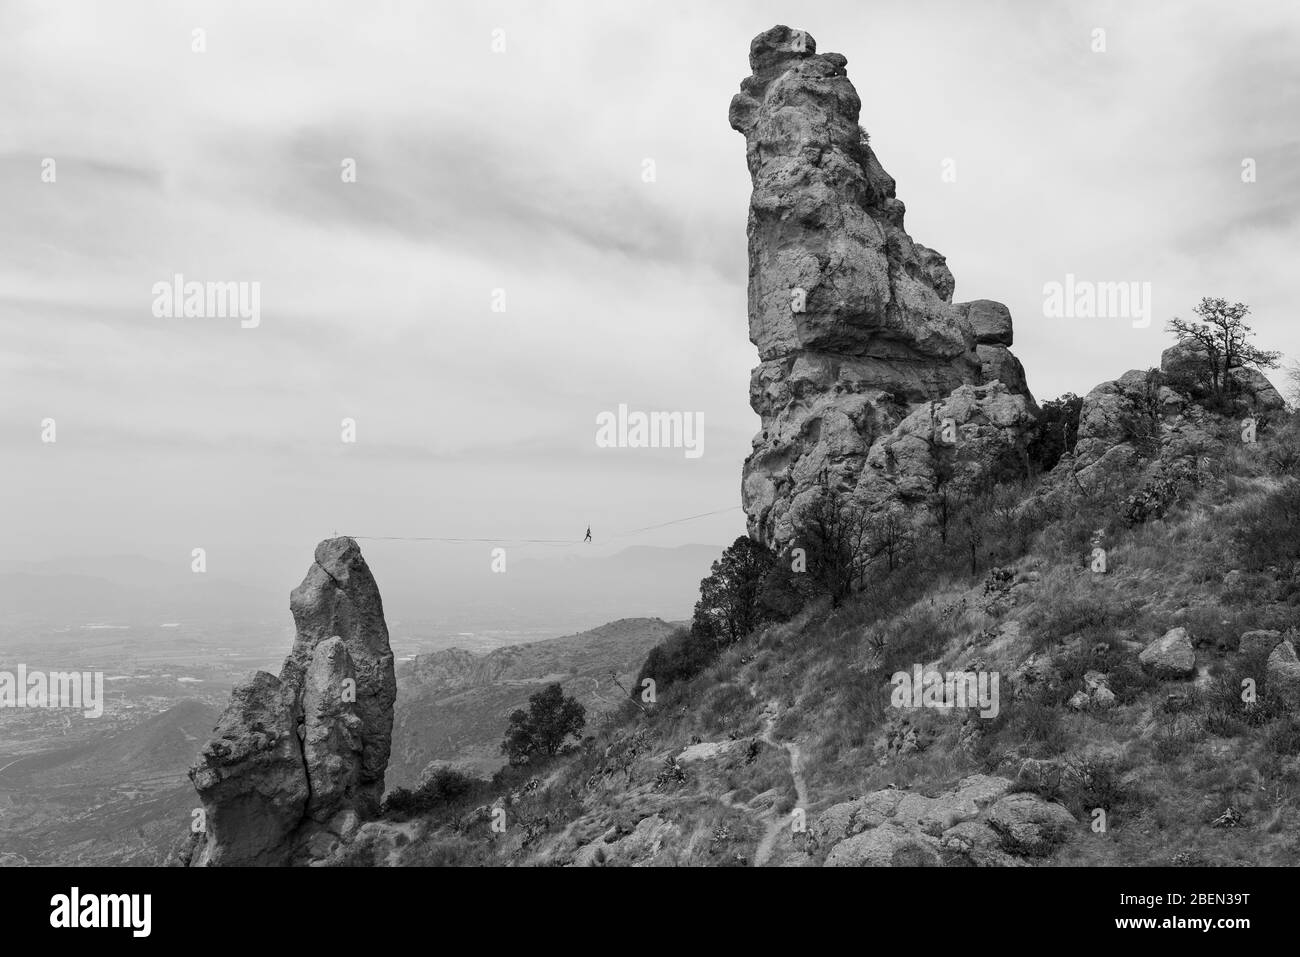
[3,0,1298,583]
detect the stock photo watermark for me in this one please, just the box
[595,404,704,459]
[0,666,104,719]
[890,663,1000,718]
[151,274,261,328]
[1043,273,1152,328]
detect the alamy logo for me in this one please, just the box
[1042,273,1152,328]
[0,666,104,718]
[595,404,703,459]
[151,274,261,328]
[50,888,151,937]
[891,664,1000,718]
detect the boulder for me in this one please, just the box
[1071,670,1116,710]
[810,789,905,849]
[1139,627,1197,679]
[1239,630,1282,659]
[985,793,1077,856]
[824,823,943,867]
[964,300,1014,346]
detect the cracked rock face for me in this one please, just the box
[286,537,396,817]
[729,25,1036,549]
[187,537,395,866]
[187,672,308,867]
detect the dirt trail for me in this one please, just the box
[383,821,425,865]
[751,699,810,866]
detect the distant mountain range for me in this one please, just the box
[389,617,680,785]
[0,543,722,636]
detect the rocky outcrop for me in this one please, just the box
[811,775,1075,866]
[729,25,1037,550]
[284,537,396,817]
[1239,630,1283,659]
[1069,341,1285,490]
[186,537,395,866]
[186,672,309,867]
[403,646,517,692]
[1068,670,1116,711]
[1139,627,1197,680]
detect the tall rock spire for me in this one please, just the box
[730,25,1036,549]
[185,537,395,866]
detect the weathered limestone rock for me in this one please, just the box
[285,538,396,815]
[815,775,1068,866]
[188,672,308,867]
[730,25,1036,550]
[301,636,365,822]
[1239,630,1282,659]
[985,792,1078,856]
[824,823,942,867]
[1070,670,1116,711]
[1139,627,1197,680]
[187,537,395,866]
[569,814,681,867]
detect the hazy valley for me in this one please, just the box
[0,546,717,864]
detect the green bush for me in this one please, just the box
[1025,393,1083,474]
[1121,463,1198,527]
[1232,479,1300,573]
[501,683,587,765]
[634,626,719,694]
[693,536,781,643]
[1264,716,1300,757]
[1202,646,1293,736]
[383,766,484,818]
[1025,591,1141,653]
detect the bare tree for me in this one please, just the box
[958,501,985,576]
[793,491,873,606]
[868,505,916,572]
[1166,297,1280,398]
[922,402,959,545]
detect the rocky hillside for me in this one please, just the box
[345,353,1297,866]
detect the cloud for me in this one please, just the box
[2,0,1297,559]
